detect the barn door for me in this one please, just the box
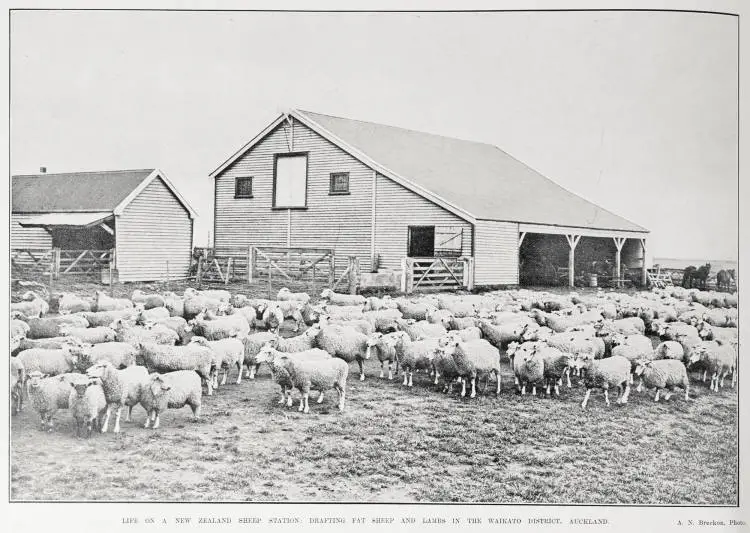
[408,226,435,257]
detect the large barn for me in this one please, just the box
[210,110,649,288]
[12,169,196,282]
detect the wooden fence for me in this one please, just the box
[193,247,251,285]
[12,248,115,281]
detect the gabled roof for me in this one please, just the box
[12,169,197,219]
[210,110,647,233]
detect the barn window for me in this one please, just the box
[273,152,308,208]
[234,177,253,198]
[329,173,350,195]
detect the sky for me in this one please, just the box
[9,9,738,260]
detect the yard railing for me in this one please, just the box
[12,248,115,282]
[401,256,474,293]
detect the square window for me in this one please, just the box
[235,177,253,198]
[329,172,350,195]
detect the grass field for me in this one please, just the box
[9,280,739,503]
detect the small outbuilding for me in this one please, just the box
[12,169,196,282]
[210,110,649,289]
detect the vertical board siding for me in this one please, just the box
[11,214,53,249]
[374,173,472,271]
[215,119,373,273]
[116,178,192,282]
[474,220,519,285]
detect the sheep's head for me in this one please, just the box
[26,370,47,388]
[506,341,520,358]
[634,359,652,376]
[277,287,290,297]
[686,349,704,367]
[148,375,171,397]
[183,288,199,297]
[320,289,333,300]
[86,360,114,379]
[258,344,277,364]
[70,378,96,397]
[190,336,211,348]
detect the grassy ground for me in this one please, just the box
[9,279,738,503]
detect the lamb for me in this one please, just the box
[396,318,447,341]
[320,288,366,306]
[317,316,375,335]
[79,309,138,327]
[11,357,25,415]
[260,345,332,406]
[688,342,737,391]
[58,325,116,345]
[241,331,278,378]
[17,346,79,378]
[634,359,690,402]
[195,337,244,386]
[26,315,89,339]
[477,320,526,350]
[26,371,84,431]
[362,309,402,333]
[533,343,571,396]
[136,339,215,395]
[85,360,150,432]
[110,318,179,346]
[11,292,49,318]
[438,337,501,398]
[93,290,134,312]
[135,306,171,325]
[431,347,463,394]
[140,371,203,429]
[68,377,108,438]
[131,289,166,309]
[397,301,437,321]
[263,347,349,413]
[71,342,137,371]
[163,292,185,317]
[653,341,685,362]
[57,293,92,314]
[276,287,310,303]
[511,342,546,395]
[572,355,632,409]
[189,311,250,341]
[365,331,411,380]
[315,325,370,381]
[273,327,320,354]
[398,337,440,387]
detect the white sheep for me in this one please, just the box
[320,304,364,321]
[653,341,685,362]
[438,336,501,398]
[365,331,411,380]
[183,290,231,320]
[242,331,278,378]
[634,359,690,402]
[17,346,79,379]
[396,318,447,341]
[320,288,366,306]
[425,308,453,325]
[86,360,150,432]
[11,291,49,318]
[80,309,138,327]
[315,325,371,381]
[57,293,92,314]
[140,371,203,429]
[263,346,349,413]
[58,325,116,345]
[317,316,375,335]
[110,318,179,347]
[273,327,320,354]
[26,315,90,339]
[189,288,231,302]
[71,342,137,371]
[697,323,738,344]
[363,309,403,333]
[688,342,737,391]
[260,345,332,406]
[477,320,526,350]
[131,290,166,309]
[442,315,480,331]
[397,301,437,321]
[511,341,546,396]
[68,376,108,438]
[135,305,171,325]
[397,337,440,387]
[94,290,134,312]
[136,340,215,395]
[195,337,244,386]
[533,343,571,397]
[26,371,84,430]
[189,311,250,341]
[276,287,311,303]
[163,292,185,317]
[364,295,398,311]
[260,305,285,334]
[572,355,631,409]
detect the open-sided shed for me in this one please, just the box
[12,169,196,282]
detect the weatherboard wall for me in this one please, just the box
[473,220,520,285]
[11,214,53,250]
[116,177,193,282]
[214,119,374,273]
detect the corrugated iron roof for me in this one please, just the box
[296,110,647,233]
[18,212,113,228]
[12,169,154,213]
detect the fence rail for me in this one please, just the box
[12,248,115,281]
[401,256,474,293]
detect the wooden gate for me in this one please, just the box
[11,249,54,279]
[251,247,334,285]
[402,257,474,293]
[194,247,251,285]
[57,249,114,276]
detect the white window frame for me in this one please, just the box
[273,152,308,208]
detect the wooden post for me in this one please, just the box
[463,257,475,291]
[196,256,204,287]
[613,237,626,287]
[565,235,581,288]
[329,254,335,288]
[518,232,527,247]
[109,260,114,296]
[347,256,360,295]
[312,262,316,297]
[226,258,233,285]
[53,248,61,280]
[166,260,170,292]
[247,247,254,283]
[640,238,648,287]
[268,260,273,300]
[48,249,55,287]
[402,258,414,294]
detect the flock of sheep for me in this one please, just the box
[9,282,739,437]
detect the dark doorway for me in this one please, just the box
[408,226,435,257]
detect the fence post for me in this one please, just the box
[197,256,204,288]
[109,259,114,296]
[226,258,233,285]
[347,256,360,295]
[53,248,61,280]
[401,258,415,294]
[312,262,316,297]
[268,261,273,300]
[248,247,254,283]
[329,254,335,288]
[166,261,170,293]
[464,257,475,291]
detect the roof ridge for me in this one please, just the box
[13,168,154,178]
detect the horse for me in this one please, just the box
[716,269,735,292]
[693,263,711,290]
[682,266,696,288]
